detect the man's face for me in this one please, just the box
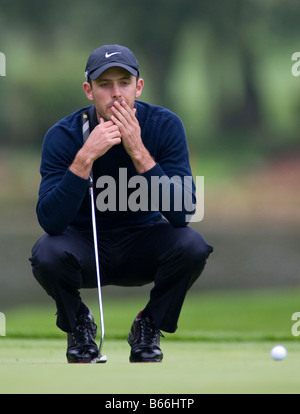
[83,67,144,122]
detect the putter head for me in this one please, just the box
[91,354,107,364]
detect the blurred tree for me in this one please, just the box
[0,0,300,153]
[107,0,202,107]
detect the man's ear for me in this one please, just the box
[83,81,94,101]
[135,78,144,99]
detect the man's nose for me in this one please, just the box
[112,83,122,98]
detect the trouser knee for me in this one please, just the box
[179,229,213,273]
[29,234,81,293]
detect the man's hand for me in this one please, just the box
[69,118,121,179]
[111,100,155,174]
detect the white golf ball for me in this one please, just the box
[270,345,287,361]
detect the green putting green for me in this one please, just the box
[1,288,300,393]
[0,339,300,394]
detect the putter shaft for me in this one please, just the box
[89,177,105,355]
[82,112,106,361]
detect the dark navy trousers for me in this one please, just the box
[30,219,213,333]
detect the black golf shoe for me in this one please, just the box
[66,308,99,363]
[127,311,164,363]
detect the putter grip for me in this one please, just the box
[82,112,94,188]
[82,112,90,144]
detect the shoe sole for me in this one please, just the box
[129,357,162,363]
[67,349,99,364]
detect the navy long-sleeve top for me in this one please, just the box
[36,100,196,235]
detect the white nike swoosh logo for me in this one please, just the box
[105,52,122,58]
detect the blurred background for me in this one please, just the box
[0,0,300,312]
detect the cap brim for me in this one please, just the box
[89,63,139,80]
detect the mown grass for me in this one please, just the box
[1,338,300,394]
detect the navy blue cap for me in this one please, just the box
[85,44,139,81]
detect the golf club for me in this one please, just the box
[82,112,107,363]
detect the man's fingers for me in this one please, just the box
[110,114,123,128]
[111,105,126,125]
[97,119,121,136]
[112,100,136,123]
